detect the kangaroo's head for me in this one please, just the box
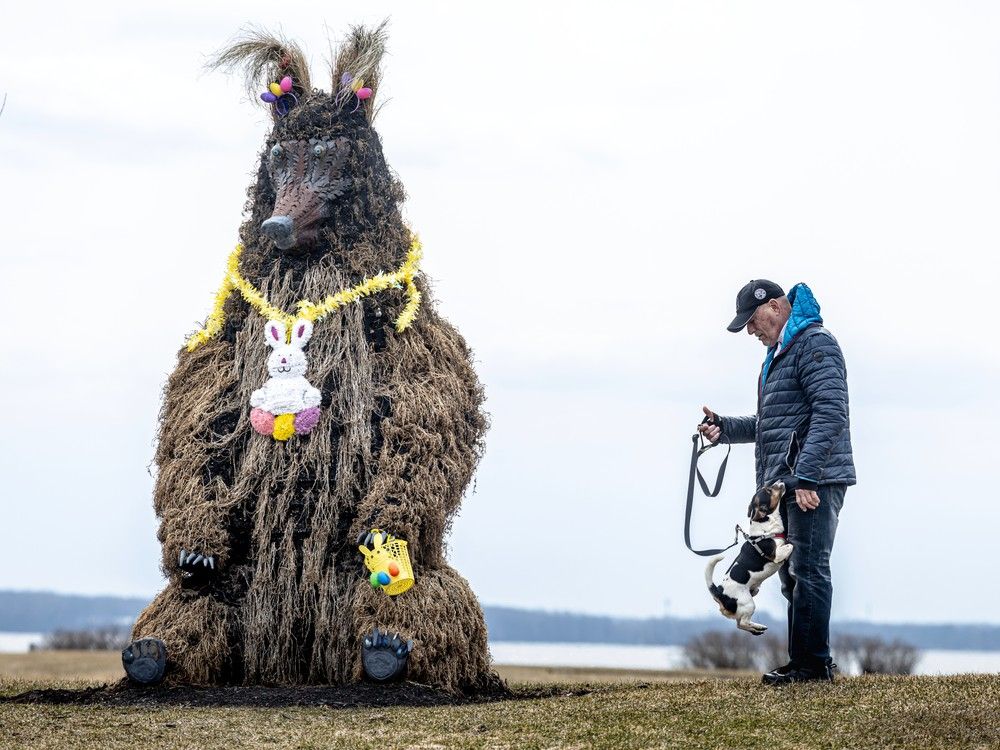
[212,23,403,260]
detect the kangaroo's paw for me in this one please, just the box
[122,637,167,685]
[178,549,215,584]
[362,628,414,682]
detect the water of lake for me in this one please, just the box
[0,632,42,653]
[2,633,997,675]
[489,641,1000,675]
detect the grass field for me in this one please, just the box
[1,651,998,749]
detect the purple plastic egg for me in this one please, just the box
[341,72,353,85]
[261,92,277,103]
[280,76,293,93]
[357,87,373,100]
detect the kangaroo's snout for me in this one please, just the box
[261,216,295,249]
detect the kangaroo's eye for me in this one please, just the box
[270,144,284,160]
[312,143,326,159]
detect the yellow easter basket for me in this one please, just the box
[358,530,414,596]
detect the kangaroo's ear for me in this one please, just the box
[264,320,287,348]
[208,30,312,122]
[290,318,313,349]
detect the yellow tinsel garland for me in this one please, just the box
[186,237,423,352]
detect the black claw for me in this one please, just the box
[357,530,369,546]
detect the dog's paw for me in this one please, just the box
[775,549,793,564]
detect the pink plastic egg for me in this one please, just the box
[357,87,372,100]
[280,76,293,93]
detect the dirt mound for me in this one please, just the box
[3,679,521,708]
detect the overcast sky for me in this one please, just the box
[1,1,998,627]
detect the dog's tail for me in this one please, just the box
[704,554,725,591]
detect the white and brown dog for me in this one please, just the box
[705,480,793,635]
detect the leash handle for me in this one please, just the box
[683,420,738,556]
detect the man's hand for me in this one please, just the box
[698,406,721,444]
[795,489,821,512]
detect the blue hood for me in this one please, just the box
[761,283,823,386]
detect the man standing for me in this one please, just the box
[699,279,855,685]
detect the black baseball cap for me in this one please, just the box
[727,279,785,332]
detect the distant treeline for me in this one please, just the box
[0,591,147,632]
[2,591,998,651]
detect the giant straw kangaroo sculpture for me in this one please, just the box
[122,24,497,694]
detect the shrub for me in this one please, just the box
[683,631,786,671]
[41,625,132,651]
[834,635,920,675]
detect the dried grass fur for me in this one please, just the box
[134,25,497,694]
[208,27,312,112]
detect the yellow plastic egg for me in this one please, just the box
[269,82,283,96]
[351,78,365,92]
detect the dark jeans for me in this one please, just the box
[778,484,846,669]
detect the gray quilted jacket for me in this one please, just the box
[719,283,856,490]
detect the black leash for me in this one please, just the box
[683,417,742,556]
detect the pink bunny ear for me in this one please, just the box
[291,318,313,349]
[264,320,287,347]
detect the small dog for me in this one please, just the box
[705,480,793,635]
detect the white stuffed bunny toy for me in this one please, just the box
[249,318,322,441]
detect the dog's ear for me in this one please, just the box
[769,486,782,511]
[747,499,756,519]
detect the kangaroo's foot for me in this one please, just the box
[362,628,414,682]
[122,637,167,685]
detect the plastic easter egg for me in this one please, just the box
[261,92,277,103]
[351,77,365,92]
[377,571,391,586]
[275,94,296,117]
[280,76,293,93]
[369,571,381,588]
[388,562,400,577]
[340,72,353,86]
[357,87,372,100]
[269,82,283,96]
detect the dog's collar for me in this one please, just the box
[747,531,785,542]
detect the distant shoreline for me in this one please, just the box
[3,591,1000,652]
[2,638,999,676]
